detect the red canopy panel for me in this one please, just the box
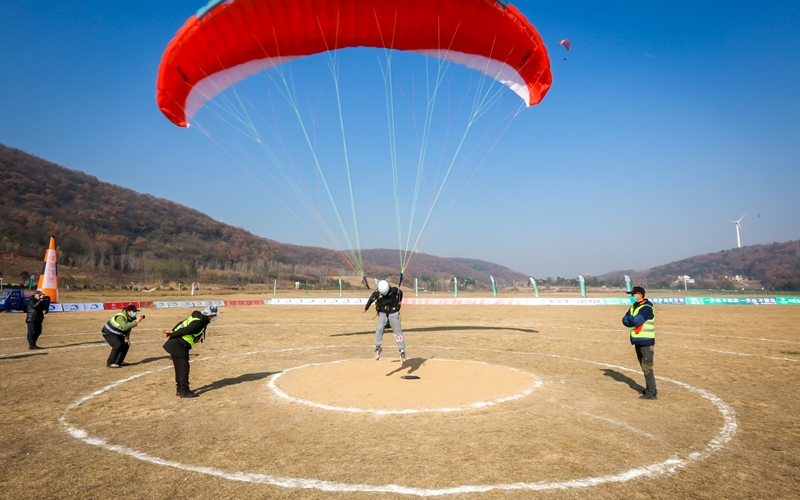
[157,0,552,127]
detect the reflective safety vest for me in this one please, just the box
[103,312,131,337]
[175,316,206,348]
[629,302,655,341]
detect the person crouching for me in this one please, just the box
[162,305,219,398]
[102,304,143,368]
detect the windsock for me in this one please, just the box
[38,237,59,303]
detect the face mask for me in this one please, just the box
[210,315,218,322]
[130,312,137,319]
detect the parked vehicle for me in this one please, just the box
[0,289,44,312]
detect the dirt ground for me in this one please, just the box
[1,294,799,499]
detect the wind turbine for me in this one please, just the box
[727,214,746,248]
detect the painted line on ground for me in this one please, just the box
[59,344,736,496]
[268,358,541,415]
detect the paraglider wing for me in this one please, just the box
[157,0,552,127]
[559,39,571,51]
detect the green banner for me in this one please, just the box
[530,278,539,298]
[604,296,799,305]
[603,298,632,306]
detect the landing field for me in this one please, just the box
[1,300,798,499]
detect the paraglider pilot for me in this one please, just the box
[363,280,406,363]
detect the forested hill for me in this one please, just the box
[631,241,800,290]
[0,144,526,286]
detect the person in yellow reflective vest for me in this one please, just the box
[162,305,220,398]
[101,304,144,368]
[622,286,657,400]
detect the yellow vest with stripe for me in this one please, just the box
[175,316,206,348]
[629,302,655,341]
[104,312,133,337]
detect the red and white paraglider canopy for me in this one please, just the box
[157,0,552,127]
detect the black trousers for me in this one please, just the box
[171,355,191,395]
[103,334,130,366]
[27,321,43,348]
[635,344,657,397]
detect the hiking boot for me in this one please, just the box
[400,350,406,364]
[374,346,382,360]
[639,393,658,400]
[179,392,199,398]
[108,364,121,368]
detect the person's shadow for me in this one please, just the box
[386,357,430,377]
[193,371,280,395]
[601,369,645,394]
[332,326,538,337]
[50,341,106,348]
[129,355,171,365]
[1,352,48,361]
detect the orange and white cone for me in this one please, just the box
[37,237,59,303]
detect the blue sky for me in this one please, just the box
[2,1,799,278]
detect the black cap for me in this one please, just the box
[626,286,646,297]
[124,304,140,312]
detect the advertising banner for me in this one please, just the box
[223,300,267,306]
[649,297,687,305]
[62,303,86,312]
[270,298,367,305]
[685,297,779,305]
[776,296,800,305]
[48,303,64,312]
[543,298,603,306]
[104,302,140,310]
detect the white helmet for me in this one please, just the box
[377,280,390,296]
[202,305,219,316]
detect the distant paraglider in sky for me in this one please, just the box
[559,39,571,60]
[156,0,552,280]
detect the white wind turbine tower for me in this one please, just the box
[727,213,746,248]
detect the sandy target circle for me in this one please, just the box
[269,358,541,414]
[59,346,737,496]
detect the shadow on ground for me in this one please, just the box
[601,369,644,394]
[130,355,171,365]
[0,352,48,361]
[332,326,538,337]
[53,341,106,349]
[194,371,280,395]
[386,357,432,376]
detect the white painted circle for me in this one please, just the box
[59,345,737,496]
[268,358,542,414]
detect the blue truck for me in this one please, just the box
[0,289,39,312]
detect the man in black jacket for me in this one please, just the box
[363,280,406,363]
[162,305,220,398]
[26,290,49,350]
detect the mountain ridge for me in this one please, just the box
[0,144,527,288]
